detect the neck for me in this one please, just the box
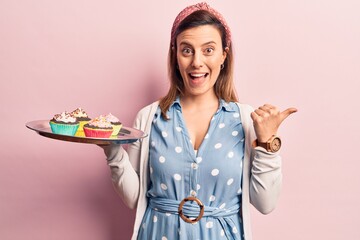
[180,91,219,111]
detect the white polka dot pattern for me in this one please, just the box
[205,221,214,228]
[174,174,182,181]
[211,169,220,176]
[159,156,166,163]
[141,100,245,239]
[227,178,234,185]
[190,190,197,196]
[160,183,167,190]
[191,163,198,169]
[175,146,182,153]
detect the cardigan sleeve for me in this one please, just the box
[249,147,282,214]
[105,105,151,209]
[107,146,140,209]
[239,103,283,214]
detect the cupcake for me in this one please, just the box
[71,107,91,137]
[105,113,122,136]
[83,116,113,138]
[49,111,79,136]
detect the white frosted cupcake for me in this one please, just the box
[49,111,79,136]
[83,115,113,138]
[105,113,122,136]
[70,107,91,137]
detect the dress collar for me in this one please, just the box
[170,96,235,113]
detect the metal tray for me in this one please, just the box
[26,120,147,145]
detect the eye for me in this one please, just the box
[181,47,193,56]
[204,47,214,55]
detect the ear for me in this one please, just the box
[222,47,229,62]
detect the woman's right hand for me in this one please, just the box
[251,104,297,143]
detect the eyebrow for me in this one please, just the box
[179,41,218,47]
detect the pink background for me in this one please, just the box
[1,0,359,239]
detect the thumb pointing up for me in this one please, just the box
[280,108,298,123]
[251,104,297,142]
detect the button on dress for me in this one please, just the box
[137,98,245,240]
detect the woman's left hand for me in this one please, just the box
[251,104,297,142]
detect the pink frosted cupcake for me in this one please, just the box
[49,111,79,136]
[83,115,113,138]
[105,113,122,136]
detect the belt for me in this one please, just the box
[148,196,241,223]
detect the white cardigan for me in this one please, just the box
[106,101,282,240]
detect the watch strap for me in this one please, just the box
[255,139,268,150]
[252,135,281,152]
[252,139,268,150]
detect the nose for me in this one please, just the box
[191,51,203,68]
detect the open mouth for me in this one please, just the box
[188,73,209,79]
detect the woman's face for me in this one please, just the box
[176,25,227,98]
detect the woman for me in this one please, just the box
[102,2,297,239]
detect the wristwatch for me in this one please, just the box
[254,135,282,153]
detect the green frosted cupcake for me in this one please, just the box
[49,111,79,136]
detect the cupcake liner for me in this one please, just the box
[49,121,79,136]
[75,120,90,136]
[111,124,122,136]
[83,127,113,138]
[74,131,86,137]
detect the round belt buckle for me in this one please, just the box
[178,196,204,223]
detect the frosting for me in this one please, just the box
[71,107,89,118]
[87,115,112,128]
[52,111,78,123]
[105,113,120,123]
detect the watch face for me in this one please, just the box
[270,137,281,152]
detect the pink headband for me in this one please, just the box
[170,2,232,48]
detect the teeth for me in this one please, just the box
[190,73,206,77]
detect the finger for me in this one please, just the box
[254,109,269,117]
[259,106,271,112]
[263,103,275,109]
[280,107,298,121]
[250,111,260,121]
[259,105,279,115]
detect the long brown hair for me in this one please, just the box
[159,10,238,119]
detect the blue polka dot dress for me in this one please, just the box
[137,98,245,240]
